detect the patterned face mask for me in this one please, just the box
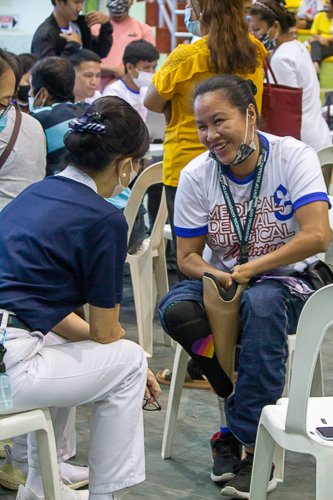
[106,0,130,17]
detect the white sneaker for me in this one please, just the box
[59,463,89,490]
[16,481,89,500]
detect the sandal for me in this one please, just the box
[157,359,211,390]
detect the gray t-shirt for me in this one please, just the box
[0,108,46,211]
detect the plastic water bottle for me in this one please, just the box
[0,364,12,410]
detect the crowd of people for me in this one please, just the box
[0,0,332,499]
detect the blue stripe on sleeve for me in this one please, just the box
[174,225,208,237]
[294,192,331,211]
[45,119,73,153]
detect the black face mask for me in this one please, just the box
[17,85,30,104]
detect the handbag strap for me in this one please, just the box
[0,103,22,170]
[263,57,278,86]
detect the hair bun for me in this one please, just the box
[246,79,257,96]
[64,131,103,156]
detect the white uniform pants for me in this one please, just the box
[13,331,77,463]
[1,326,147,493]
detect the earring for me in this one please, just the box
[122,172,126,178]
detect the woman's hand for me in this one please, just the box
[145,368,162,403]
[231,264,253,284]
[215,270,233,290]
[318,35,330,46]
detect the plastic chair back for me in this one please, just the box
[285,284,333,435]
[318,145,333,191]
[124,162,164,244]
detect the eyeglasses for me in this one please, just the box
[142,396,162,411]
[0,99,14,119]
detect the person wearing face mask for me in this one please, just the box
[16,53,38,113]
[29,57,91,177]
[251,0,331,152]
[0,49,45,211]
[91,0,156,91]
[309,0,333,72]
[0,95,161,500]
[102,40,159,121]
[158,74,331,499]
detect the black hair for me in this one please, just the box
[18,53,38,75]
[63,96,150,172]
[64,47,101,68]
[194,74,259,125]
[0,49,22,94]
[30,56,75,103]
[250,0,296,32]
[51,0,67,5]
[123,40,159,74]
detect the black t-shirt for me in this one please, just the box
[0,176,128,334]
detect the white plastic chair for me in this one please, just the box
[0,408,60,500]
[124,162,172,357]
[250,284,333,500]
[161,337,323,468]
[318,145,333,194]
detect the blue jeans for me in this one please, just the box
[159,279,305,447]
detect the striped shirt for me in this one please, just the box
[31,101,91,176]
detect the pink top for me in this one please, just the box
[92,17,156,90]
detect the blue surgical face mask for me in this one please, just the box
[0,115,8,134]
[184,7,201,37]
[28,89,43,114]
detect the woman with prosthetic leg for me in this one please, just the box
[159,75,331,499]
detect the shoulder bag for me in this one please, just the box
[0,103,22,170]
[261,57,303,140]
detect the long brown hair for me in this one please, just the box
[198,0,259,74]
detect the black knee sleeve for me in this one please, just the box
[164,300,233,398]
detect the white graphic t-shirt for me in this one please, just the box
[174,132,329,275]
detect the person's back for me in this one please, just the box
[270,39,331,151]
[0,109,46,209]
[0,174,126,332]
[31,0,113,59]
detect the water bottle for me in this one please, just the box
[0,362,12,410]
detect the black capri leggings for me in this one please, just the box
[311,40,333,64]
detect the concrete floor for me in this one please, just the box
[1,263,333,500]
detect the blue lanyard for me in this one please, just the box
[211,135,268,265]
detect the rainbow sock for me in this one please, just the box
[220,426,230,434]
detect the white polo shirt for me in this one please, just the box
[174,132,329,274]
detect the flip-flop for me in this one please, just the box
[156,368,211,389]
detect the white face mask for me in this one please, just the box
[132,71,153,88]
[110,160,137,198]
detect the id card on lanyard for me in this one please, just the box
[213,135,268,265]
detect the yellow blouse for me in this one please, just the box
[311,11,333,38]
[152,35,267,187]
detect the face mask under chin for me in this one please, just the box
[210,109,257,168]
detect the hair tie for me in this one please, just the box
[253,1,277,18]
[68,109,106,135]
